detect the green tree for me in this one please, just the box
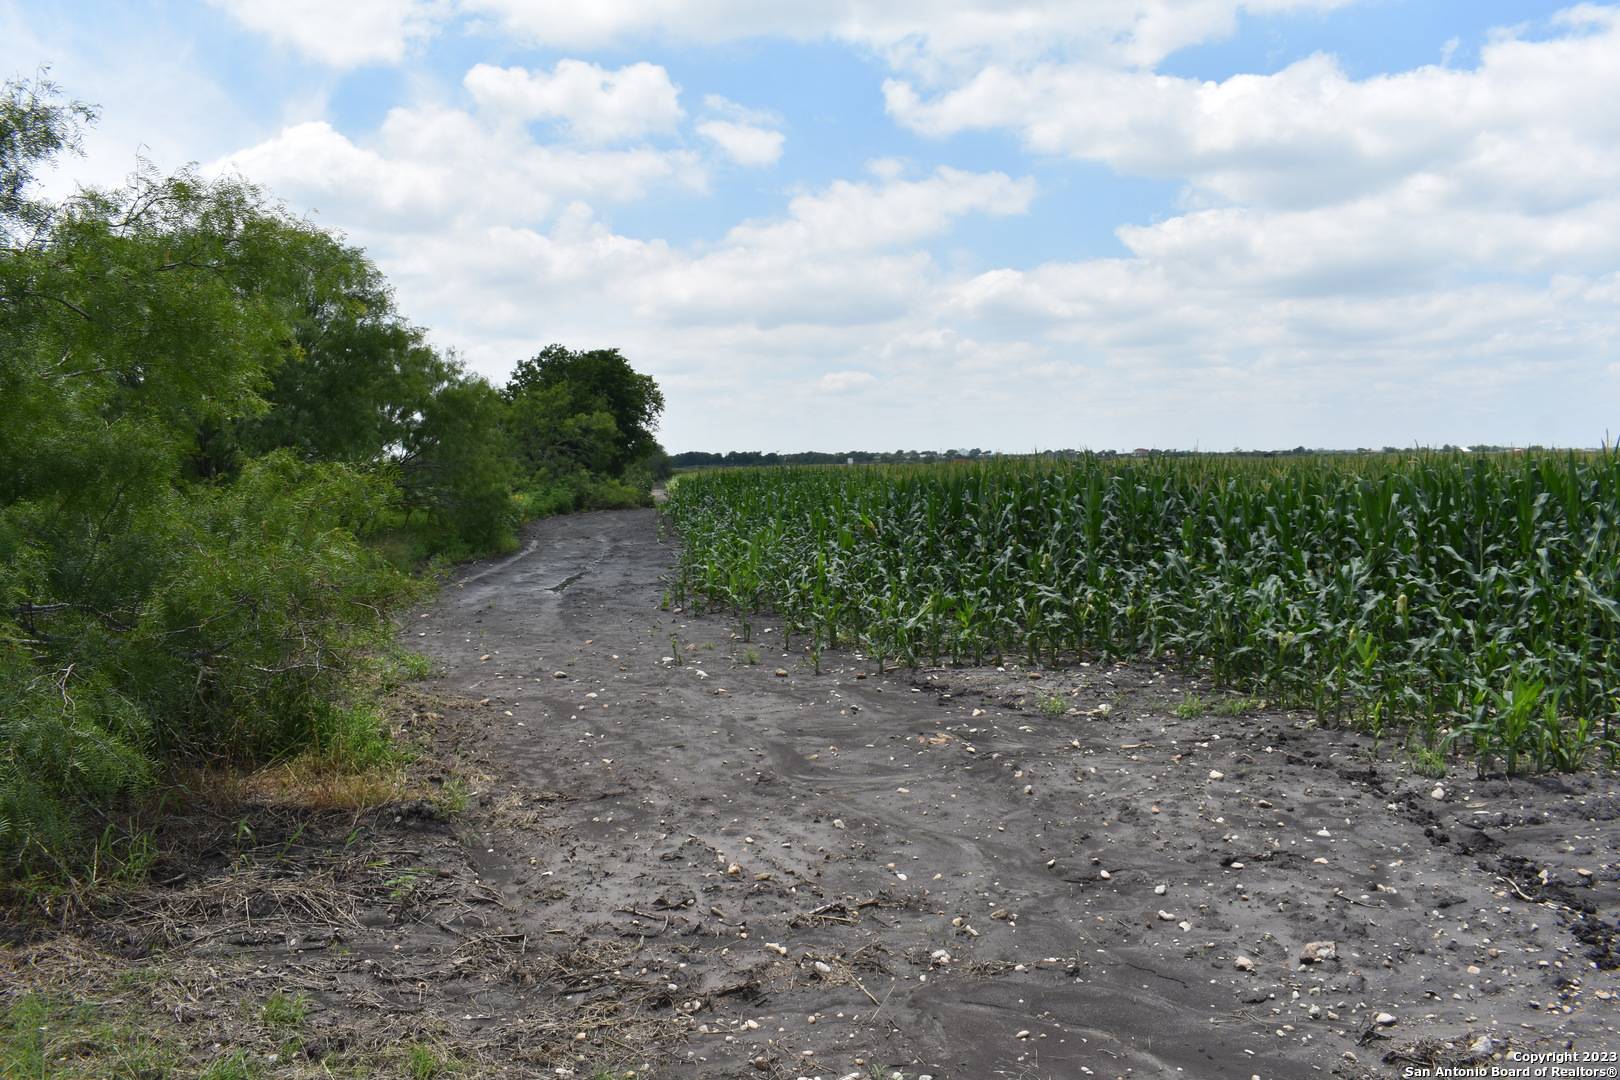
[398,375,517,554]
[230,227,454,468]
[505,345,664,476]
[0,80,410,873]
[0,75,95,243]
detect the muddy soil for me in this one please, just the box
[398,508,1620,1078]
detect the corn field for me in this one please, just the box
[664,453,1620,774]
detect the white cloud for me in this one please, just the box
[817,371,877,392]
[696,120,784,166]
[724,166,1034,252]
[464,60,683,143]
[3,4,258,195]
[214,103,706,233]
[886,9,1620,213]
[206,0,447,66]
[459,1,1356,75]
[702,94,780,126]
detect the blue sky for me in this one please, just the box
[5,0,1616,452]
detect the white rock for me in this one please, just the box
[1235,956,1255,971]
[1374,1012,1397,1026]
[1299,940,1337,964]
[1208,770,1225,781]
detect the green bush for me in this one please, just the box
[0,78,667,879]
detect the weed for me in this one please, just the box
[0,993,175,1078]
[199,1051,259,1080]
[1037,694,1066,717]
[1174,693,1208,719]
[405,1042,459,1079]
[260,991,308,1030]
[371,645,438,693]
[385,867,432,904]
[434,775,472,815]
[1407,739,1448,778]
[742,646,761,665]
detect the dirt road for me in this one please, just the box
[410,508,1619,1078]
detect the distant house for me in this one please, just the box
[1133,448,1152,457]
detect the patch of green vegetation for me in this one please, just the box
[198,1051,260,1080]
[1210,696,1265,718]
[741,646,761,665]
[384,867,427,904]
[373,646,439,693]
[1037,694,1066,717]
[404,1043,460,1079]
[0,992,176,1079]
[1176,693,1262,720]
[434,776,472,816]
[0,77,672,884]
[307,703,401,774]
[665,453,1620,775]
[1407,739,1448,778]
[1174,693,1209,719]
[259,991,308,1031]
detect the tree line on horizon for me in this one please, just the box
[0,77,668,877]
[669,444,1567,469]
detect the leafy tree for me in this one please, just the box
[0,77,672,877]
[398,375,517,554]
[506,344,664,476]
[0,75,95,243]
[229,226,454,468]
[0,80,409,872]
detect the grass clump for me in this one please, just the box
[406,1043,461,1079]
[433,776,472,816]
[0,992,175,1079]
[1174,693,1210,719]
[259,991,308,1031]
[198,1051,260,1080]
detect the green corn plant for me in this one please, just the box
[659,450,1620,773]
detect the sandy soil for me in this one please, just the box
[397,508,1620,1078]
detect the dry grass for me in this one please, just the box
[180,758,408,813]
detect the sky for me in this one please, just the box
[6,1,1619,453]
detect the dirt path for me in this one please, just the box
[412,508,1619,1079]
